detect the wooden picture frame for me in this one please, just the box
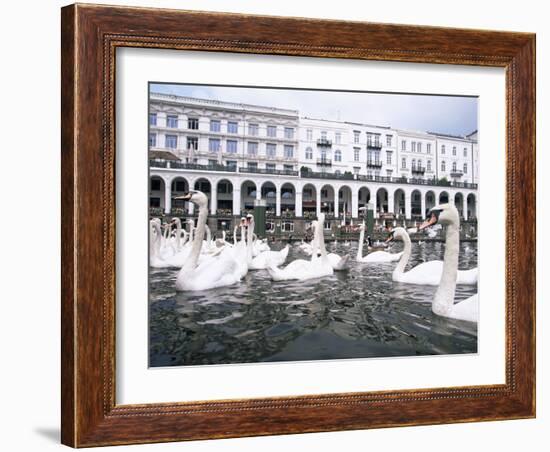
[61,3,536,447]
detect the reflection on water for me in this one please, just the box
[149,241,478,367]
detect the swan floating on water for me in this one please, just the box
[356,223,403,263]
[245,214,289,270]
[388,227,478,285]
[175,191,245,291]
[268,213,333,281]
[419,204,479,323]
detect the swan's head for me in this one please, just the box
[419,203,459,230]
[239,217,247,227]
[245,213,255,227]
[386,226,407,242]
[174,190,208,207]
[171,217,181,227]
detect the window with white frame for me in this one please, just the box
[307,129,313,141]
[335,132,341,144]
[411,141,416,152]
[386,151,392,164]
[267,125,277,137]
[354,131,360,144]
[210,119,221,132]
[427,143,432,154]
[334,150,342,162]
[452,161,457,172]
[417,142,422,153]
[386,135,392,146]
[166,115,178,128]
[284,127,295,139]
[227,121,238,134]
[464,147,468,157]
[266,143,276,158]
[149,133,156,147]
[412,158,416,169]
[464,162,468,173]
[187,118,199,130]
[441,144,446,154]
[149,112,157,125]
[165,134,177,149]
[282,221,294,232]
[305,147,313,159]
[401,140,406,151]
[226,140,237,153]
[418,159,423,169]
[452,146,457,156]
[427,160,432,171]
[247,142,258,155]
[248,123,259,136]
[354,147,360,161]
[186,136,198,150]
[321,130,327,139]
[441,160,446,171]
[284,145,294,158]
[401,157,406,169]
[208,138,221,152]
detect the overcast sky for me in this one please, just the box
[150,83,477,136]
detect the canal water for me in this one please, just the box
[149,240,478,367]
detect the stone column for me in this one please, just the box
[316,192,322,217]
[232,189,241,216]
[210,186,217,215]
[351,190,359,219]
[334,189,339,218]
[164,179,171,214]
[405,193,412,220]
[276,187,281,217]
[387,191,394,215]
[372,193,378,219]
[463,195,469,221]
[421,193,426,219]
[295,191,303,217]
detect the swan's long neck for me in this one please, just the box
[317,226,328,260]
[151,223,161,257]
[246,220,254,263]
[357,227,365,260]
[233,225,238,244]
[394,231,412,274]
[433,222,460,316]
[205,225,211,245]
[185,204,207,270]
[175,221,181,250]
[310,225,319,261]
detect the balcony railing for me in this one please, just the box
[411,166,426,175]
[316,158,332,166]
[169,161,237,172]
[367,142,383,149]
[239,167,299,176]
[366,160,383,168]
[150,159,477,190]
[317,138,332,147]
[450,170,464,177]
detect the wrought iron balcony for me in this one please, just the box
[366,159,383,168]
[411,166,426,175]
[316,138,332,147]
[239,167,299,176]
[450,170,464,177]
[316,158,332,166]
[367,142,383,149]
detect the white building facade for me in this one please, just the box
[149,93,479,229]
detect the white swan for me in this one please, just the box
[388,227,478,285]
[245,214,289,270]
[309,220,350,271]
[175,191,244,291]
[419,204,479,323]
[356,223,403,263]
[268,213,333,281]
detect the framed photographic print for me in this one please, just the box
[61,3,536,447]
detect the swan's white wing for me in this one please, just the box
[450,294,479,323]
